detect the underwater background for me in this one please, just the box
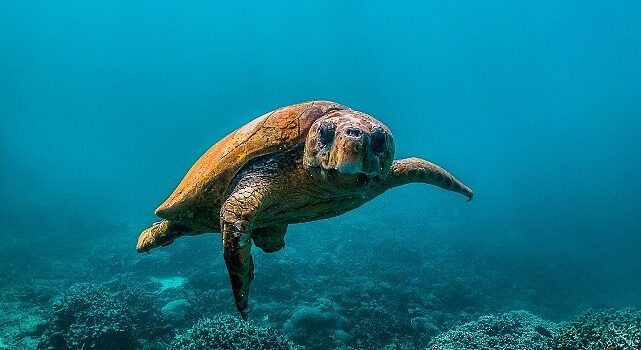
[1,1,640,349]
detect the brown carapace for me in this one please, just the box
[136,101,473,320]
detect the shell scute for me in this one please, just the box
[154,101,345,223]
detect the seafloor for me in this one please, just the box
[1,208,639,350]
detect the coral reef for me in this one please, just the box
[37,281,168,350]
[1,212,639,350]
[169,314,300,350]
[429,310,559,350]
[162,298,191,322]
[0,303,45,350]
[555,308,641,350]
[284,298,347,347]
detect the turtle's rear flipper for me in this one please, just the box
[136,220,191,253]
[253,225,287,253]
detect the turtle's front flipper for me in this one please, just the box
[253,225,288,253]
[220,182,270,320]
[384,157,473,201]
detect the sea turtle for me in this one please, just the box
[136,101,473,320]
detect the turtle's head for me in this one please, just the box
[304,109,395,188]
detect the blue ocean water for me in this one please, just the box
[1,1,640,349]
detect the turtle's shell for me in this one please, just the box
[155,101,346,229]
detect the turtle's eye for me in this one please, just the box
[319,124,335,146]
[371,129,387,154]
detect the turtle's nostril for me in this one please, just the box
[371,129,387,154]
[345,127,363,138]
